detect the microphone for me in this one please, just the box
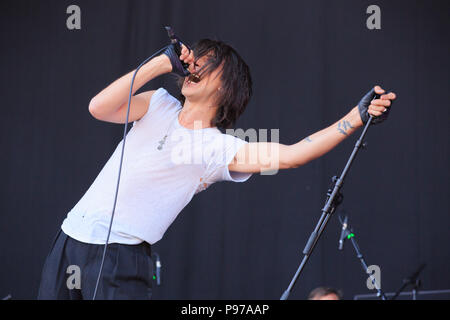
[165,26,183,54]
[338,215,349,250]
[164,26,192,77]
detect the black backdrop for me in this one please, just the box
[1,0,449,300]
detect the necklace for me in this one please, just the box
[157,134,168,150]
[157,111,179,151]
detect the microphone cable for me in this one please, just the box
[92,45,168,300]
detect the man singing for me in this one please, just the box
[38,38,396,299]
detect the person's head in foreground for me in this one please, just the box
[177,38,252,129]
[308,287,343,300]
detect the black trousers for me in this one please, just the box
[38,229,153,300]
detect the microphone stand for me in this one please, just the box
[280,116,374,300]
[338,216,387,300]
[391,264,426,300]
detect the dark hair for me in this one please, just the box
[308,287,343,300]
[178,39,252,129]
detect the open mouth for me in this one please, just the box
[186,73,201,84]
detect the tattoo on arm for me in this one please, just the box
[337,120,354,136]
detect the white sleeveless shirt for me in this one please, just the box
[61,88,251,245]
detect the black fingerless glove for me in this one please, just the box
[163,44,191,77]
[358,88,392,125]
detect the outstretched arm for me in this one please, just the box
[228,86,396,174]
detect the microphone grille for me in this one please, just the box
[164,26,175,39]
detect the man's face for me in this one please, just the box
[181,54,223,105]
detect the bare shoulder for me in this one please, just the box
[133,89,157,109]
[130,90,157,122]
[138,90,156,102]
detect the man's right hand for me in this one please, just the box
[162,43,192,77]
[179,44,195,71]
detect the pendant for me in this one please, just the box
[157,135,168,150]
